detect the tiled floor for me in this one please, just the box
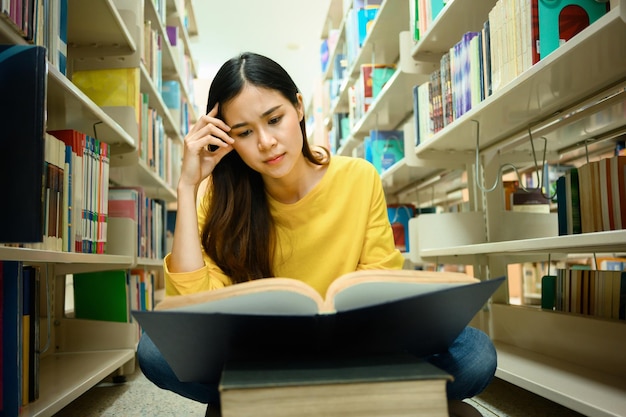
[53,364,586,417]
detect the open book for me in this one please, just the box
[132,270,505,383]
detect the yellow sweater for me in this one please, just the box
[163,155,405,297]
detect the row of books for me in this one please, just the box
[0,261,159,414]
[492,0,609,92]
[145,1,197,125]
[413,29,487,145]
[410,0,447,42]
[165,23,196,106]
[19,130,111,254]
[162,80,192,139]
[542,268,626,321]
[108,187,167,260]
[71,67,183,189]
[1,0,67,74]
[411,0,611,146]
[139,92,183,188]
[329,112,351,154]
[143,18,164,94]
[364,129,405,175]
[1,262,42,414]
[346,0,382,64]
[556,154,626,235]
[321,0,383,74]
[10,127,169,259]
[347,63,396,130]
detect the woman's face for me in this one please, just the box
[222,84,305,180]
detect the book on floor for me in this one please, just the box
[219,354,452,417]
[132,270,505,383]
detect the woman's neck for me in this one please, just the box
[264,159,327,204]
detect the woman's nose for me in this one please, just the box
[257,129,276,150]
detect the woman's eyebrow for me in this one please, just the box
[230,105,283,129]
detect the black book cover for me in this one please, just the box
[0,45,47,243]
[133,276,505,384]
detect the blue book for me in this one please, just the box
[65,144,73,252]
[161,80,181,111]
[2,261,24,415]
[0,45,46,243]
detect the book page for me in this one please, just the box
[324,270,479,313]
[155,277,324,315]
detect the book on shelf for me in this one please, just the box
[49,0,68,74]
[366,129,404,174]
[21,265,31,406]
[511,189,551,213]
[1,260,24,415]
[48,129,85,253]
[219,354,451,417]
[71,67,142,135]
[598,157,615,231]
[0,44,46,244]
[355,1,382,47]
[565,168,582,234]
[542,269,626,320]
[428,69,443,134]
[132,270,505,384]
[72,270,130,323]
[20,265,40,405]
[535,0,609,60]
[610,155,626,229]
[556,176,568,235]
[25,265,40,403]
[439,51,453,127]
[594,257,626,271]
[575,156,625,233]
[42,133,66,252]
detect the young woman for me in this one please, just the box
[137,52,495,416]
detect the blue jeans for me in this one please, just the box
[137,326,496,405]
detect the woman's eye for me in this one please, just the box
[269,116,282,125]
[238,129,252,138]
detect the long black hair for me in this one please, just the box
[201,52,327,283]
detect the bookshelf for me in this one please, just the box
[318,0,626,415]
[0,0,198,415]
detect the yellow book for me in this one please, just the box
[72,67,141,124]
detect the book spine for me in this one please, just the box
[2,260,24,415]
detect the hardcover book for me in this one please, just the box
[0,45,46,243]
[132,270,505,384]
[220,354,451,417]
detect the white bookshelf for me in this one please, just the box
[319,1,626,415]
[410,0,497,62]
[420,229,626,259]
[414,8,626,159]
[0,0,198,415]
[21,350,135,417]
[67,0,137,55]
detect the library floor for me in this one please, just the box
[52,363,586,417]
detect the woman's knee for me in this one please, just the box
[137,333,170,385]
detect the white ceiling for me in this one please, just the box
[188,0,332,110]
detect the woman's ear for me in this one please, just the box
[295,93,304,121]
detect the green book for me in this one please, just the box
[541,275,556,310]
[73,270,129,322]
